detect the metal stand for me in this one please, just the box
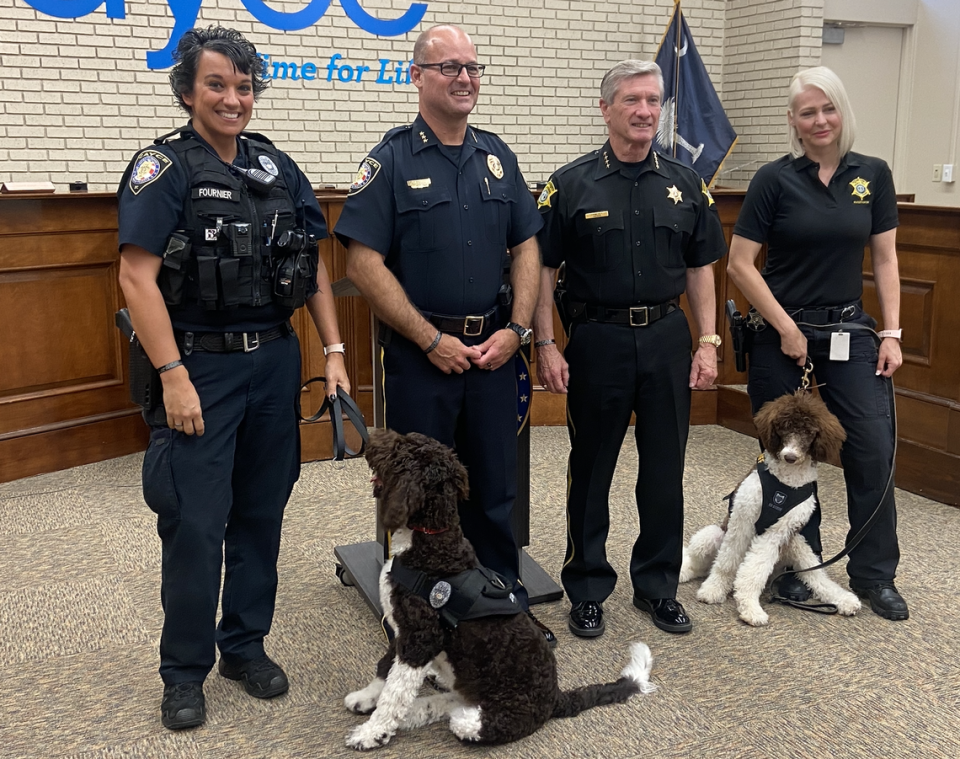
[331,281,562,617]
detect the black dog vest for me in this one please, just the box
[726,455,822,553]
[389,558,522,629]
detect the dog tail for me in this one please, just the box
[551,642,656,719]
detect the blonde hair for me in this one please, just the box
[787,67,857,158]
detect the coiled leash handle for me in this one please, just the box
[769,323,898,614]
[297,377,369,461]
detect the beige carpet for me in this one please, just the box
[1,424,958,758]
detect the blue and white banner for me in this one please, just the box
[654,1,737,187]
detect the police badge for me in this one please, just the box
[487,154,504,179]
[429,580,452,609]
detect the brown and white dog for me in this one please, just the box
[680,391,861,626]
[344,429,655,750]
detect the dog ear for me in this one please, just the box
[811,403,847,463]
[753,397,781,453]
[380,469,425,531]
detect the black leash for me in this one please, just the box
[297,377,368,461]
[768,322,898,614]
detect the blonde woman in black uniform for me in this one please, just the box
[727,67,907,621]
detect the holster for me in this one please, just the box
[725,299,747,373]
[554,263,572,336]
[115,308,162,412]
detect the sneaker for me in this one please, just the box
[218,654,289,698]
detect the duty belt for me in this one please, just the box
[579,299,678,327]
[424,305,499,337]
[175,322,290,354]
[786,302,861,325]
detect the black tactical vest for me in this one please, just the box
[153,128,303,311]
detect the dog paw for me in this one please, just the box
[739,607,769,627]
[346,724,393,751]
[835,593,862,616]
[697,579,728,605]
[345,680,385,714]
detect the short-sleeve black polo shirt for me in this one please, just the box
[333,114,543,316]
[733,152,898,308]
[537,142,726,308]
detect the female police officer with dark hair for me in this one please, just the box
[727,66,907,622]
[118,26,350,729]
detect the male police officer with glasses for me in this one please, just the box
[335,24,555,645]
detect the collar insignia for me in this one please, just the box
[129,149,172,195]
[419,130,429,144]
[653,152,660,170]
[666,185,683,204]
[537,180,557,209]
[701,178,715,206]
[602,150,611,169]
[850,177,871,203]
[348,157,382,195]
[487,154,504,179]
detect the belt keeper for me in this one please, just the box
[183,332,194,356]
[424,330,442,355]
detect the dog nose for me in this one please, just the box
[783,452,798,464]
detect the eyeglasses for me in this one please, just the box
[417,62,486,79]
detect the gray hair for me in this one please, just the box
[787,66,857,158]
[600,60,664,104]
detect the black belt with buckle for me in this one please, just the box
[175,322,290,354]
[581,300,678,327]
[787,302,861,326]
[425,305,499,337]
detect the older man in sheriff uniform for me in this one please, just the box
[533,60,726,639]
[335,24,555,645]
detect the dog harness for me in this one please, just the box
[388,558,522,629]
[727,455,822,552]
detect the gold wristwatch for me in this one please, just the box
[698,334,722,347]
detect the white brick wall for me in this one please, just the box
[0,0,752,192]
[721,0,824,186]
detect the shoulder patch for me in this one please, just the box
[537,180,557,210]
[129,149,173,196]
[348,157,382,196]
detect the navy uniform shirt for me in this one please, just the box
[117,124,328,332]
[334,114,542,316]
[538,142,726,308]
[733,152,898,308]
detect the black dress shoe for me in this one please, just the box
[633,596,693,633]
[851,581,909,621]
[527,611,558,648]
[161,682,205,730]
[776,568,812,602]
[568,601,605,638]
[218,654,289,698]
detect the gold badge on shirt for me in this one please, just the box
[850,177,871,204]
[487,154,504,179]
[666,185,683,205]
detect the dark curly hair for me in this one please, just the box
[168,26,268,114]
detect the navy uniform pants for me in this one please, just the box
[382,332,528,609]
[747,311,900,583]
[562,311,693,604]
[142,332,301,685]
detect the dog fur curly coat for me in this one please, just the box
[680,391,861,626]
[344,429,655,749]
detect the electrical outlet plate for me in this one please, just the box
[933,164,943,181]
[943,164,954,183]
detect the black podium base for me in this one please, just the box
[334,542,563,618]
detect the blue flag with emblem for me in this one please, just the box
[654,1,737,188]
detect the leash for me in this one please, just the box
[768,322,898,614]
[297,377,369,462]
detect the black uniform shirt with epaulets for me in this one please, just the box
[333,113,542,316]
[733,152,899,308]
[117,124,328,332]
[537,142,726,308]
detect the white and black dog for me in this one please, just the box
[344,429,656,750]
[680,391,861,626]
